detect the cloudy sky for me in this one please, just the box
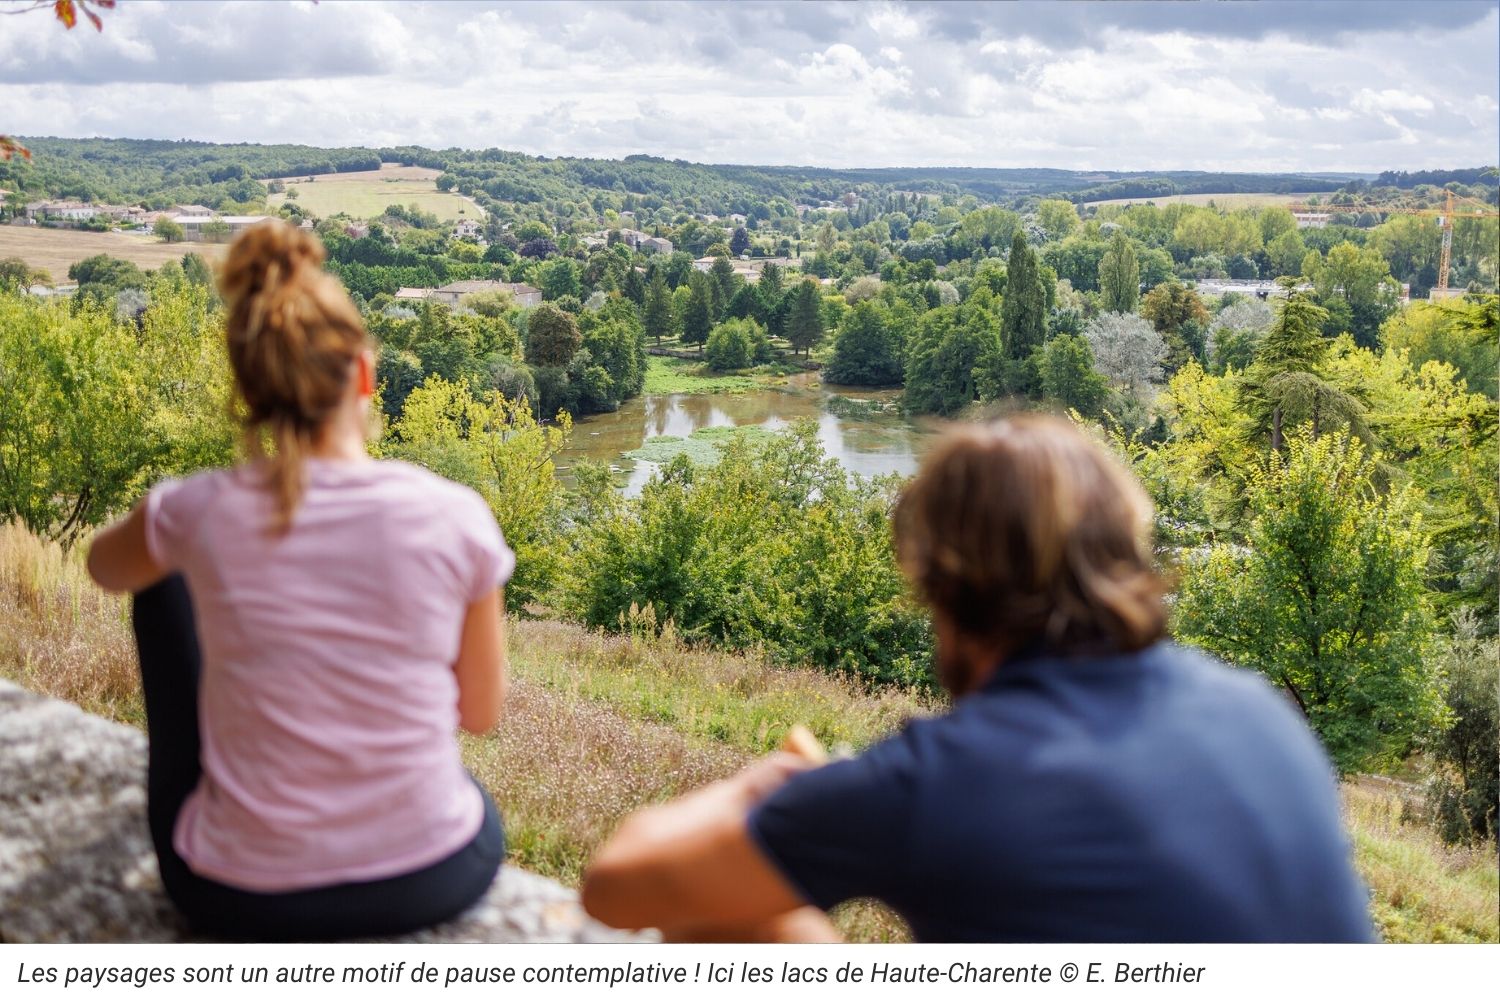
[2,0,1497,172]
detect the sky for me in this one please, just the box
[2,0,1497,173]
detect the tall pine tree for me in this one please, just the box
[681,271,714,353]
[785,279,826,357]
[1000,231,1047,395]
[1098,231,1140,313]
[643,271,676,345]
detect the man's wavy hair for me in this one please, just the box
[894,415,1167,657]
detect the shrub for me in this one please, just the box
[704,317,770,372]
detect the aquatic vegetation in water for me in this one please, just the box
[624,424,777,466]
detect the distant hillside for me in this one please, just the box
[2,136,1362,214]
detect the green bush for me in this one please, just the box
[565,421,933,685]
[704,316,771,372]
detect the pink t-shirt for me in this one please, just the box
[142,457,513,892]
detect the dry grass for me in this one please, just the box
[509,618,934,755]
[0,524,142,726]
[1343,780,1499,943]
[0,226,226,281]
[3,523,1491,943]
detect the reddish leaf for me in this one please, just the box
[0,136,33,162]
[54,0,77,30]
[84,7,101,31]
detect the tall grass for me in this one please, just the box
[1344,779,1498,943]
[2,522,1491,943]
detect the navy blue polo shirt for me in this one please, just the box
[747,641,1374,942]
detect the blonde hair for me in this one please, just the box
[894,415,1166,656]
[219,220,368,534]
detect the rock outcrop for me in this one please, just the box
[0,680,644,943]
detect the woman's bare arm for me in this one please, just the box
[581,753,829,936]
[86,503,169,594]
[454,586,507,733]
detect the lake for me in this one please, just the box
[557,373,929,493]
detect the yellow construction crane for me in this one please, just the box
[1288,191,1499,293]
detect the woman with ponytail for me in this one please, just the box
[87,220,509,940]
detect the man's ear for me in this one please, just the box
[357,348,376,398]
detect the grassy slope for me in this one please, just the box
[2,523,1493,943]
[265,165,476,222]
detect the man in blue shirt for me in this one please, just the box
[582,416,1374,942]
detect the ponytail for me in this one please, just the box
[220,220,367,534]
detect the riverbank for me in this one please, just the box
[2,524,1494,943]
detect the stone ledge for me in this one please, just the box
[0,680,646,943]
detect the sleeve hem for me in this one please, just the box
[141,482,173,572]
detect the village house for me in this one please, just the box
[1292,211,1332,229]
[453,218,484,241]
[691,256,796,281]
[397,280,543,309]
[168,214,272,241]
[640,236,673,255]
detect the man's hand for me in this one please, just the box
[581,749,830,939]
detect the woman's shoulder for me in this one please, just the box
[361,459,489,507]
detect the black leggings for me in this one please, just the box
[132,575,504,941]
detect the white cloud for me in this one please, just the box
[0,0,1492,172]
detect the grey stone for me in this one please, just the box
[0,680,647,943]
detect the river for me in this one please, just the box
[556,373,929,494]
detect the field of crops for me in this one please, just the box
[265,163,479,221]
[0,226,225,281]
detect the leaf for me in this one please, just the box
[0,136,32,161]
[53,0,76,29]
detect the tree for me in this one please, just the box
[1083,312,1167,391]
[1038,334,1109,418]
[1175,431,1444,774]
[388,376,571,609]
[1207,298,1273,374]
[725,282,767,325]
[1035,199,1080,242]
[155,218,185,244]
[0,295,159,545]
[643,271,676,344]
[1425,614,1498,843]
[622,265,646,306]
[708,256,737,316]
[1141,281,1209,371]
[537,258,582,301]
[0,257,46,292]
[729,227,751,256]
[519,236,558,259]
[1240,290,1367,452]
[705,317,770,371]
[1304,241,1399,348]
[1381,295,1498,399]
[825,300,906,386]
[1000,231,1046,389]
[680,271,713,352]
[525,303,582,367]
[1098,232,1140,313]
[785,279,825,356]
[904,303,1001,416]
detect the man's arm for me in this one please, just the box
[582,753,832,937]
